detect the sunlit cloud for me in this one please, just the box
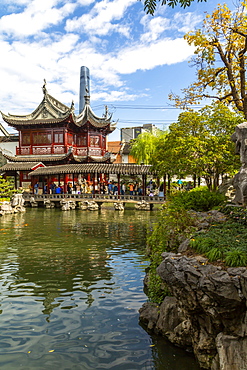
[0,0,203,130]
[0,0,76,37]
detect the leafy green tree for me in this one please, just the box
[143,0,206,16]
[130,130,166,164]
[169,2,247,118]
[153,103,244,190]
[0,176,15,199]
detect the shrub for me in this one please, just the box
[190,237,216,254]
[169,187,226,211]
[206,247,225,262]
[220,205,247,225]
[225,248,247,267]
[146,203,197,303]
[0,176,16,198]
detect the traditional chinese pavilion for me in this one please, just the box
[0,68,157,195]
[0,68,119,190]
[1,81,116,166]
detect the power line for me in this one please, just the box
[117,119,173,123]
[92,103,203,111]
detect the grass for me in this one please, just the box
[190,214,247,267]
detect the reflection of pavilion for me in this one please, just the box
[0,208,149,317]
[11,238,113,316]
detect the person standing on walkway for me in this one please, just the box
[129,183,134,195]
[34,182,39,194]
[121,183,125,195]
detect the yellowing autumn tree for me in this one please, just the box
[170,2,247,118]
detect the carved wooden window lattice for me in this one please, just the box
[90,136,100,147]
[54,132,64,144]
[33,132,52,145]
[76,135,87,147]
[22,133,31,146]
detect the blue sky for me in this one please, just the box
[0,0,236,140]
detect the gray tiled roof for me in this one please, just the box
[29,163,156,176]
[3,153,71,162]
[0,162,44,171]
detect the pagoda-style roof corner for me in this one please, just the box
[76,103,115,132]
[1,90,76,128]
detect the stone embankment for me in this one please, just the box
[0,194,26,215]
[139,211,247,370]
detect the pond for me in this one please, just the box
[0,208,200,370]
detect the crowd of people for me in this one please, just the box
[33,179,164,196]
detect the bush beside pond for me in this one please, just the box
[146,188,247,303]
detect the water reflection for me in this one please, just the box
[0,209,200,370]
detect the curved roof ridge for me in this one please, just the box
[3,151,72,162]
[76,103,112,128]
[1,89,74,124]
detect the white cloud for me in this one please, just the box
[101,38,194,76]
[0,0,202,122]
[140,16,171,42]
[173,12,202,33]
[1,0,30,4]
[65,0,135,36]
[76,0,96,5]
[0,0,77,37]
[92,90,142,102]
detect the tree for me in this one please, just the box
[0,176,16,199]
[153,103,244,190]
[143,0,206,16]
[130,130,166,164]
[169,2,247,119]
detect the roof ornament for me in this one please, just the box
[42,79,47,95]
[70,100,75,110]
[103,105,108,119]
[84,94,90,105]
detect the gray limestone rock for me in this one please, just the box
[140,252,247,369]
[139,302,159,331]
[231,122,247,204]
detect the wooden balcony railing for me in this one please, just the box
[16,146,106,156]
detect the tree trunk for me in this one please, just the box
[168,174,171,194]
[193,174,196,188]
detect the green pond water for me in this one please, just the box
[0,208,200,370]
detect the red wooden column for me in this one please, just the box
[87,132,90,158]
[19,172,23,188]
[93,173,96,195]
[47,175,51,194]
[64,129,68,150]
[64,174,69,193]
